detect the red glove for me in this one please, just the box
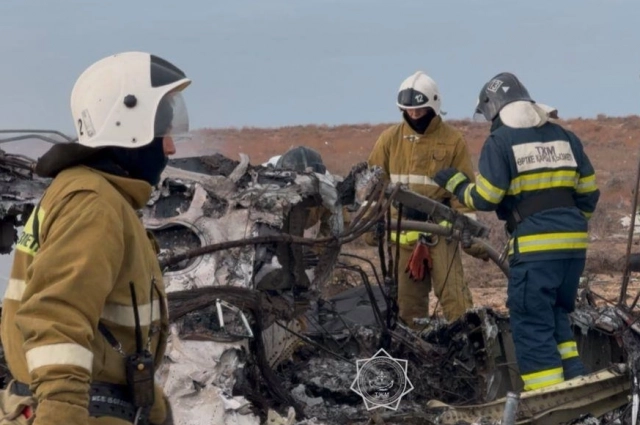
[405,243,432,281]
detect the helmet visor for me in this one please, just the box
[397,88,430,109]
[154,91,189,141]
[471,98,486,122]
[473,111,488,122]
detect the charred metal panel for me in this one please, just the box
[3,135,640,425]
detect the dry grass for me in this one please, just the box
[189,115,640,179]
[589,202,622,241]
[185,115,640,313]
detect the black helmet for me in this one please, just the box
[275,146,327,174]
[474,72,533,122]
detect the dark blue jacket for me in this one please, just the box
[452,120,600,262]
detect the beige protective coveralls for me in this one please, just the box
[368,116,475,324]
[1,166,169,425]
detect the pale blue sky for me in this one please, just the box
[1,0,639,280]
[0,0,638,133]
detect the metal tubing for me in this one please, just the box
[620,155,640,306]
[389,219,510,277]
[501,391,520,425]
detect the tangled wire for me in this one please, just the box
[159,178,399,269]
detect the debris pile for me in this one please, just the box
[0,148,46,254]
[3,131,640,425]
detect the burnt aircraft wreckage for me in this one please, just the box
[2,129,640,425]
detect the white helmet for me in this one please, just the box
[70,52,192,149]
[396,71,441,115]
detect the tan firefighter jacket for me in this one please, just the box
[368,116,476,244]
[1,166,169,425]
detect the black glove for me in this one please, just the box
[434,167,470,194]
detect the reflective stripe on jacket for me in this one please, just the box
[1,165,169,425]
[368,115,476,216]
[451,120,599,261]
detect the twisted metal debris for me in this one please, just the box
[4,131,640,425]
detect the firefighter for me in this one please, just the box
[0,52,191,424]
[434,72,600,390]
[368,71,487,326]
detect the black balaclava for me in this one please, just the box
[36,138,168,186]
[403,108,437,134]
[105,137,168,186]
[93,94,173,185]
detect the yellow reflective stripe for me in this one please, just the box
[508,170,578,195]
[26,343,93,373]
[445,172,467,193]
[389,231,422,246]
[3,278,26,301]
[512,232,588,254]
[475,175,505,204]
[16,206,46,256]
[582,211,593,219]
[522,366,564,391]
[2,280,161,326]
[508,232,589,255]
[438,220,452,229]
[576,174,597,194]
[389,174,437,186]
[558,341,579,360]
[463,185,476,209]
[101,300,161,327]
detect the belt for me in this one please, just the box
[11,381,139,423]
[506,188,576,233]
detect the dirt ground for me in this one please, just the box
[184,114,640,317]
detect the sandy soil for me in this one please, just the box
[183,114,640,317]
